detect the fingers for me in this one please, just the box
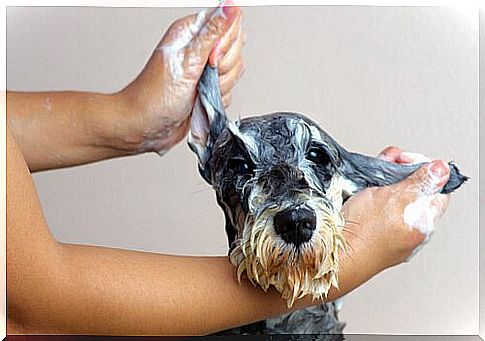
[397,160,450,198]
[399,152,431,164]
[216,15,245,108]
[222,93,232,108]
[377,146,404,162]
[209,9,244,67]
[396,160,451,250]
[186,5,240,68]
[218,25,246,73]
[377,145,415,164]
[160,9,211,46]
[377,145,433,165]
[219,57,245,96]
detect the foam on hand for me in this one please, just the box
[402,159,449,260]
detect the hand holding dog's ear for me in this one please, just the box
[342,148,450,273]
[119,4,245,155]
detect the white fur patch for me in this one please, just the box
[227,120,260,161]
[188,96,211,165]
[309,125,324,143]
[326,175,358,211]
[335,176,358,199]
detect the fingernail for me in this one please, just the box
[221,0,238,18]
[222,5,231,17]
[397,154,413,164]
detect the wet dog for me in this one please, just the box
[188,65,467,336]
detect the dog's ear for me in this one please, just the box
[188,65,228,182]
[340,150,468,194]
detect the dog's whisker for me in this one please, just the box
[341,226,361,236]
[341,243,358,266]
[341,227,365,243]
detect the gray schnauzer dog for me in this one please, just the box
[188,65,467,337]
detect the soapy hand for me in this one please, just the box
[120,3,245,155]
[378,146,450,260]
[341,146,450,272]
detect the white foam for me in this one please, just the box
[158,8,210,79]
[403,195,437,237]
[403,164,447,259]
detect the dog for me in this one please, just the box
[188,65,467,337]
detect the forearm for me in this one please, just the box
[9,234,375,336]
[59,243,368,336]
[7,90,140,171]
[53,245,285,335]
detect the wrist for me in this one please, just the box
[93,90,146,156]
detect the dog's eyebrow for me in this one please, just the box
[287,119,311,157]
[308,125,325,144]
[227,120,260,162]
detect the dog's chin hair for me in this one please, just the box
[229,196,346,308]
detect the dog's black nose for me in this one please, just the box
[273,206,316,246]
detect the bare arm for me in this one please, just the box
[7,5,245,172]
[7,125,450,335]
[6,91,135,171]
[5,125,363,335]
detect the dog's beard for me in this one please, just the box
[229,180,347,308]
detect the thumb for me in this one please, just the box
[396,160,451,255]
[397,159,451,199]
[187,5,239,68]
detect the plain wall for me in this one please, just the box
[7,6,479,335]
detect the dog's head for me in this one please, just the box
[188,65,468,307]
[189,72,350,306]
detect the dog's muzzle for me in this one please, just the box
[230,176,348,307]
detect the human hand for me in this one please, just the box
[341,146,450,273]
[120,3,245,155]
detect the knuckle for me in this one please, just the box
[219,60,230,73]
[219,72,229,84]
[223,94,232,107]
[207,16,225,35]
[169,16,190,31]
[168,18,182,30]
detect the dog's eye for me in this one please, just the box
[306,148,330,165]
[227,158,253,175]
